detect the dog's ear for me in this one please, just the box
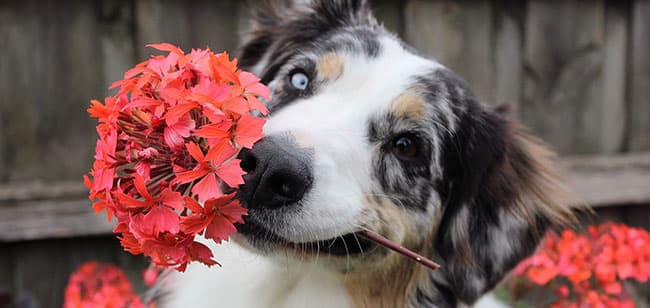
[433,76,579,304]
[238,0,376,73]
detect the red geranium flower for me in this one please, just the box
[512,223,650,307]
[181,194,247,243]
[64,262,153,308]
[174,140,243,202]
[85,44,269,271]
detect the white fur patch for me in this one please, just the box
[161,240,352,308]
[262,37,440,242]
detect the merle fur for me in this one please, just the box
[238,1,568,306]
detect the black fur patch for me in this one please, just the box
[414,280,457,308]
[235,1,571,307]
[428,69,553,303]
[367,112,435,211]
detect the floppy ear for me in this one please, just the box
[237,0,376,72]
[433,92,579,304]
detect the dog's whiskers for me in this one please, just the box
[351,230,366,257]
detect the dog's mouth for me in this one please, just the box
[236,219,374,256]
[284,232,374,256]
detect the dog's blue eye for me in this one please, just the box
[290,72,309,90]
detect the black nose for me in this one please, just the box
[237,136,313,210]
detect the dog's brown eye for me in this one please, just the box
[392,134,418,159]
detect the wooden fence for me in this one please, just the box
[0,0,649,306]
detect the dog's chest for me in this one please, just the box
[161,242,353,308]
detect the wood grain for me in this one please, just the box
[0,0,135,183]
[494,0,525,112]
[597,0,629,154]
[12,237,147,307]
[563,153,650,207]
[0,181,85,202]
[98,0,137,90]
[135,0,240,59]
[0,244,13,294]
[522,0,609,155]
[628,0,650,151]
[0,199,115,242]
[404,0,495,103]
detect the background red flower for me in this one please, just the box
[511,223,650,307]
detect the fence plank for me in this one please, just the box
[98,0,137,89]
[563,153,650,207]
[13,237,147,307]
[599,0,629,154]
[135,0,240,59]
[0,1,98,182]
[628,0,650,151]
[235,1,252,45]
[522,1,607,155]
[0,199,114,242]
[0,181,85,202]
[404,0,495,103]
[0,245,13,294]
[494,0,525,112]
[0,0,134,182]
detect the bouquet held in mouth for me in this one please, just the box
[85,43,439,273]
[85,43,270,271]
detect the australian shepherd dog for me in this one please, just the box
[160,1,579,307]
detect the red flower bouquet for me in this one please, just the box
[85,43,270,271]
[510,223,650,307]
[85,43,440,274]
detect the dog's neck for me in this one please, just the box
[162,241,458,308]
[163,241,352,308]
[340,241,455,308]
[343,254,423,308]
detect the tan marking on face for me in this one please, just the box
[391,93,426,120]
[317,53,345,80]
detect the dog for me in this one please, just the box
[160,1,579,307]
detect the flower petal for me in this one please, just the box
[160,189,184,211]
[205,139,238,165]
[204,214,237,244]
[147,43,185,56]
[234,113,265,149]
[191,173,221,202]
[174,168,209,185]
[215,159,245,188]
[143,206,180,235]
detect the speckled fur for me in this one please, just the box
[161,1,581,307]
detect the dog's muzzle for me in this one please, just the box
[235,135,374,256]
[237,135,313,210]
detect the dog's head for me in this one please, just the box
[234,0,578,305]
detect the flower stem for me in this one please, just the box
[357,230,441,271]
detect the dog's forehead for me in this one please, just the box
[320,36,438,99]
[264,36,443,133]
